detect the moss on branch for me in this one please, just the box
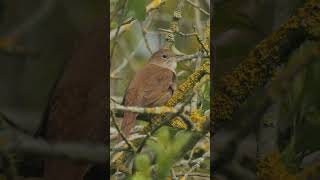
[212,0,320,126]
[143,61,210,132]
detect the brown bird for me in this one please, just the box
[120,48,179,137]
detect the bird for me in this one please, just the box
[120,48,180,138]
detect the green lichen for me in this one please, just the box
[142,61,210,133]
[212,0,320,124]
[257,152,297,180]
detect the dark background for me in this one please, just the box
[0,0,106,179]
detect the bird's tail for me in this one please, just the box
[118,112,137,141]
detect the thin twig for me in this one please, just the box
[175,172,210,178]
[111,111,137,153]
[110,58,129,78]
[136,96,194,154]
[193,26,209,54]
[110,0,129,59]
[139,22,153,54]
[176,52,209,62]
[2,129,107,163]
[164,0,187,46]
[110,18,137,40]
[184,152,210,179]
[0,148,17,180]
[186,0,210,16]
[111,103,178,114]
[1,0,56,38]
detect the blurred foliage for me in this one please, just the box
[279,41,320,169]
[214,0,320,179]
[127,0,148,20]
[132,127,191,179]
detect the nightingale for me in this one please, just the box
[120,48,179,137]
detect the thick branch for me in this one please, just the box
[212,0,320,126]
[2,129,107,164]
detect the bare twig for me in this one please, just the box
[164,0,187,46]
[139,22,153,54]
[186,0,210,16]
[193,26,209,54]
[111,111,137,152]
[175,172,210,178]
[136,96,193,153]
[176,52,209,62]
[184,152,210,179]
[110,0,129,59]
[2,129,107,163]
[0,148,17,180]
[110,18,137,40]
[1,0,56,38]
[110,58,128,78]
[111,103,178,114]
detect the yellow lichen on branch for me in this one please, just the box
[111,61,210,173]
[257,151,320,180]
[190,109,206,130]
[212,0,320,126]
[257,152,297,180]
[141,61,210,132]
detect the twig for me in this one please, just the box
[111,111,137,153]
[178,114,195,130]
[186,0,210,16]
[175,172,210,178]
[1,0,56,38]
[110,58,128,78]
[176,52,209,62]
[110,18,137,40]
[139,22,153,54]
[170,168,177,180]
[2,129,107,163]
[136,96,193,153]
[191,4,203,110]
[164,0,187,46]
[184,152,210,179]
[193,26,209,54]
[110,0,129,59]
[111,103,178,114]
[110,147,132,152]
[159,28,202,38]
[0,148,17,180]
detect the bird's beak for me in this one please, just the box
[170,45,185,62]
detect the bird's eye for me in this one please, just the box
[161,54,168,59]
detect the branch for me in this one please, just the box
[1,129,107,164]
[111,61,210,173]
[164,0,186,47]
[111,111,136,152]
[110,17,137,40]
[212,0,320,126]
[186,0,210,16]
[110,0,129,59]
[111,103,178,114]
[176,52,209,62]
[181,0,320,178]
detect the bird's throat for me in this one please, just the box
[150,61,177,75]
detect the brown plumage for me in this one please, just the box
[120,48,178,137]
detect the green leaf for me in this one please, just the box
[135,154,150,172]
[127,0,147,20]
[111,21,118,29]
[132,154,151,180]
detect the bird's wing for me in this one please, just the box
[139,64,175,107]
